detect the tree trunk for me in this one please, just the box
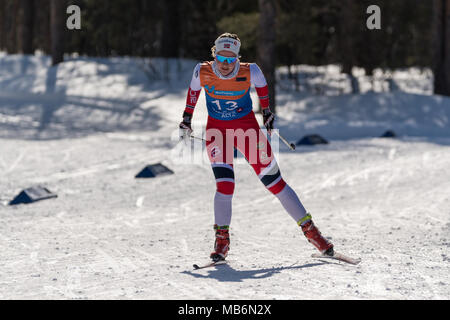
[50,0,65,65]
[338,0,359,94]
[433,0,450,96]
[33,0,51,54]
[5,0,19,53]
[0,0,4,51]
[257,0,277,113]
[339,0,354,75]
[161,0,180,58]
[18,0,34,54]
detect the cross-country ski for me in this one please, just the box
[311,252,362,265]
[193,260,228,270]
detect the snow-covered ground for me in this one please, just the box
[0,54,449,299]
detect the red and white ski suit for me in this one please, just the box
[183,60,308,227]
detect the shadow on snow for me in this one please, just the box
[181,261,335,282]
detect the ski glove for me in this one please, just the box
[179,111,193,140]
[262,108,275,134]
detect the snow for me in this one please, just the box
[0,54,449,299]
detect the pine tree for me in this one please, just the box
[433,0,450,96]
[50,0,66,65]
[258,0,277,112]
[18,0,34,54]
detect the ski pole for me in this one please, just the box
[189,135,207,142]
[188,132,295,151]
[273,130,296,151]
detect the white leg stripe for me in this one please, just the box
[212,163,234,170]
[258,158,278,179]
[216,178,235,183]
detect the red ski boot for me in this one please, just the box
[210,225,230,261]
[301,219,334,256]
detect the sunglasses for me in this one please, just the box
[216,54,238,64]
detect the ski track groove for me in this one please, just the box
[5,150,26,173]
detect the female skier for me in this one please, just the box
[179,33,334,262]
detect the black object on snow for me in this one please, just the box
[135,163,174,178]
[296,134,329,146]
[9,186,57,205]
[380,130,397,138]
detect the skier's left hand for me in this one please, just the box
[179,111,193,141]
[262,108,275,134]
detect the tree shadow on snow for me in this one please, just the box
[181,261,331,282]
[0,91,163,141]
[0,63,166,140]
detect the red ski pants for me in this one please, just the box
[205,111,286,196]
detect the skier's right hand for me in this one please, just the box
[262,108,275,134]
[179,111,193,141]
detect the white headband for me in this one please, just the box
[214,37,241,56]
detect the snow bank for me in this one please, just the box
[1,54,448,141]
[277,91,450,141]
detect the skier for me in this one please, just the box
[179,33,334,262]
